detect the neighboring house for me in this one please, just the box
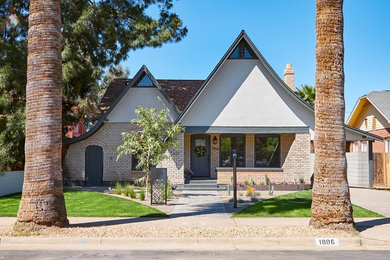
[63,31,380,186]
[347,91,390,153]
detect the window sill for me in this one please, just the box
[216,167,283,172]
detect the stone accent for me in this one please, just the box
[246,134,254,167]
[64,122,184,184]
[210,134,220,179]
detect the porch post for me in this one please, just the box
[368,140,373,189]
[233,149,237,208]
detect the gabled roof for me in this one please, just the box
[175,30,314,124]
[65,65,184,144]
[347,90,390,125]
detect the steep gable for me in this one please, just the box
[178,31,314,133]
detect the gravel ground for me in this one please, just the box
[0,224,357,238]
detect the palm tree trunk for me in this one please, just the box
[310,0,354,230]
[17,0,68,227]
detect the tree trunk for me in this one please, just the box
[17,0,68,227]
[310,0,354,230]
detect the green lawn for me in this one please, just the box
[233,190,384,218]
[0,190,166,217]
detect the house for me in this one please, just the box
[347,91,390,153]
[63,31,381,186]
[347,91,390,187]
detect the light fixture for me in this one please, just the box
[213,136,218,145]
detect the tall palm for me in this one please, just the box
[297,85,315,107]
[17,0,68,227]
[310,0,354,230]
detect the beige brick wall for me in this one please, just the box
[210,134,219,178]
[64,122,184,184]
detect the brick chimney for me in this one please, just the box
[283,63,295,91]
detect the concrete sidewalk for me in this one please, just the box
[1,216,389,249]
[350,188,390,217]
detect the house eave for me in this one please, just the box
[185,126,310,134]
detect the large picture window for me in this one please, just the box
[254,135,281,167]
[220,134,245,167]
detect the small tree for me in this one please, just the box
[117,107,184,197]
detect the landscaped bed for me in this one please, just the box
[233,190,384,218]
[0,190,166,217]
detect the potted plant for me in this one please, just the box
[184,169,194,183]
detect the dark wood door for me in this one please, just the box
[191,135,210,178]
[85,145,103,186]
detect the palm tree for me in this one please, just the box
[296,85,315,107]
[17,0,68,227]
[310,0,354,230]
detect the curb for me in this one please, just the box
[0,237,364,250]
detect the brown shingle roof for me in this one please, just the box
[94,78,204,120]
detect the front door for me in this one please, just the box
[191,134,210,178]
[85,145,103,186]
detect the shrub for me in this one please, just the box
[134,176,146,187]
[238,192,243,197]
[299,177,305,184]
[139,189,145,201]
[114,182,122,195]
[244,180,249,185]
[163,180,173,200]
[260,182,265,186]
[129,185,136,198]
[246,186,256,197]
[255,191,261,197]
[123,184,132,196]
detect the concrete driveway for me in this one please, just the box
[350,188,390,217]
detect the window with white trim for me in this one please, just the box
[361,141,368,152]
[353,141,359,152]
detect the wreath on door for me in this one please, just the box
[195,146,206,157]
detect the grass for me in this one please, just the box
[233,190,384,218]
[0,190,166,218]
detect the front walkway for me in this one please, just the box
[171,191,229,218]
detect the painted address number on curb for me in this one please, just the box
[315,238,339,246]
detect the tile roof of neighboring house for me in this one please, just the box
[93,78,204,121]
[365,90,390,121]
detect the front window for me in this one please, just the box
[361,141,368,152]
[220,134,245,167]
[254,135,281,167]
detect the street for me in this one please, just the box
[1,250,390,260]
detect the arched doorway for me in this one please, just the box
[85,145,103,186]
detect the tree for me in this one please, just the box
[117,107,184,197]
[310,0,354,230]
[0,0,187,171]
[296,85,315,107]
[17,0,68,227]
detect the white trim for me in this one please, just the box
[385,138,390,153]
[361,141,368,152]
[353,141,359,153]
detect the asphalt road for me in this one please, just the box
[1,250,390,260]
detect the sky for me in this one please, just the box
[121,0,390,118]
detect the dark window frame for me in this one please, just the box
[254,134,281,168]
[228,40,256,59]
[131,154,140,171]
[219,134,246,167]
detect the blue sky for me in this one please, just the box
[121,0,390,117]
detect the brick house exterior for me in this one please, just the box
[63,31,379,186]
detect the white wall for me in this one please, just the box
[309,153,369,188]
[181,59,315,129]
[0,171,24,197]
[107,88,179,123]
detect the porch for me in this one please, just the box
[183,131,311,185]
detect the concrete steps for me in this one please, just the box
[175,179,227,191]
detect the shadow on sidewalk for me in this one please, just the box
[356,217,390,231]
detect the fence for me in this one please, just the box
[373,152,390,188]
[0,171,24,197]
